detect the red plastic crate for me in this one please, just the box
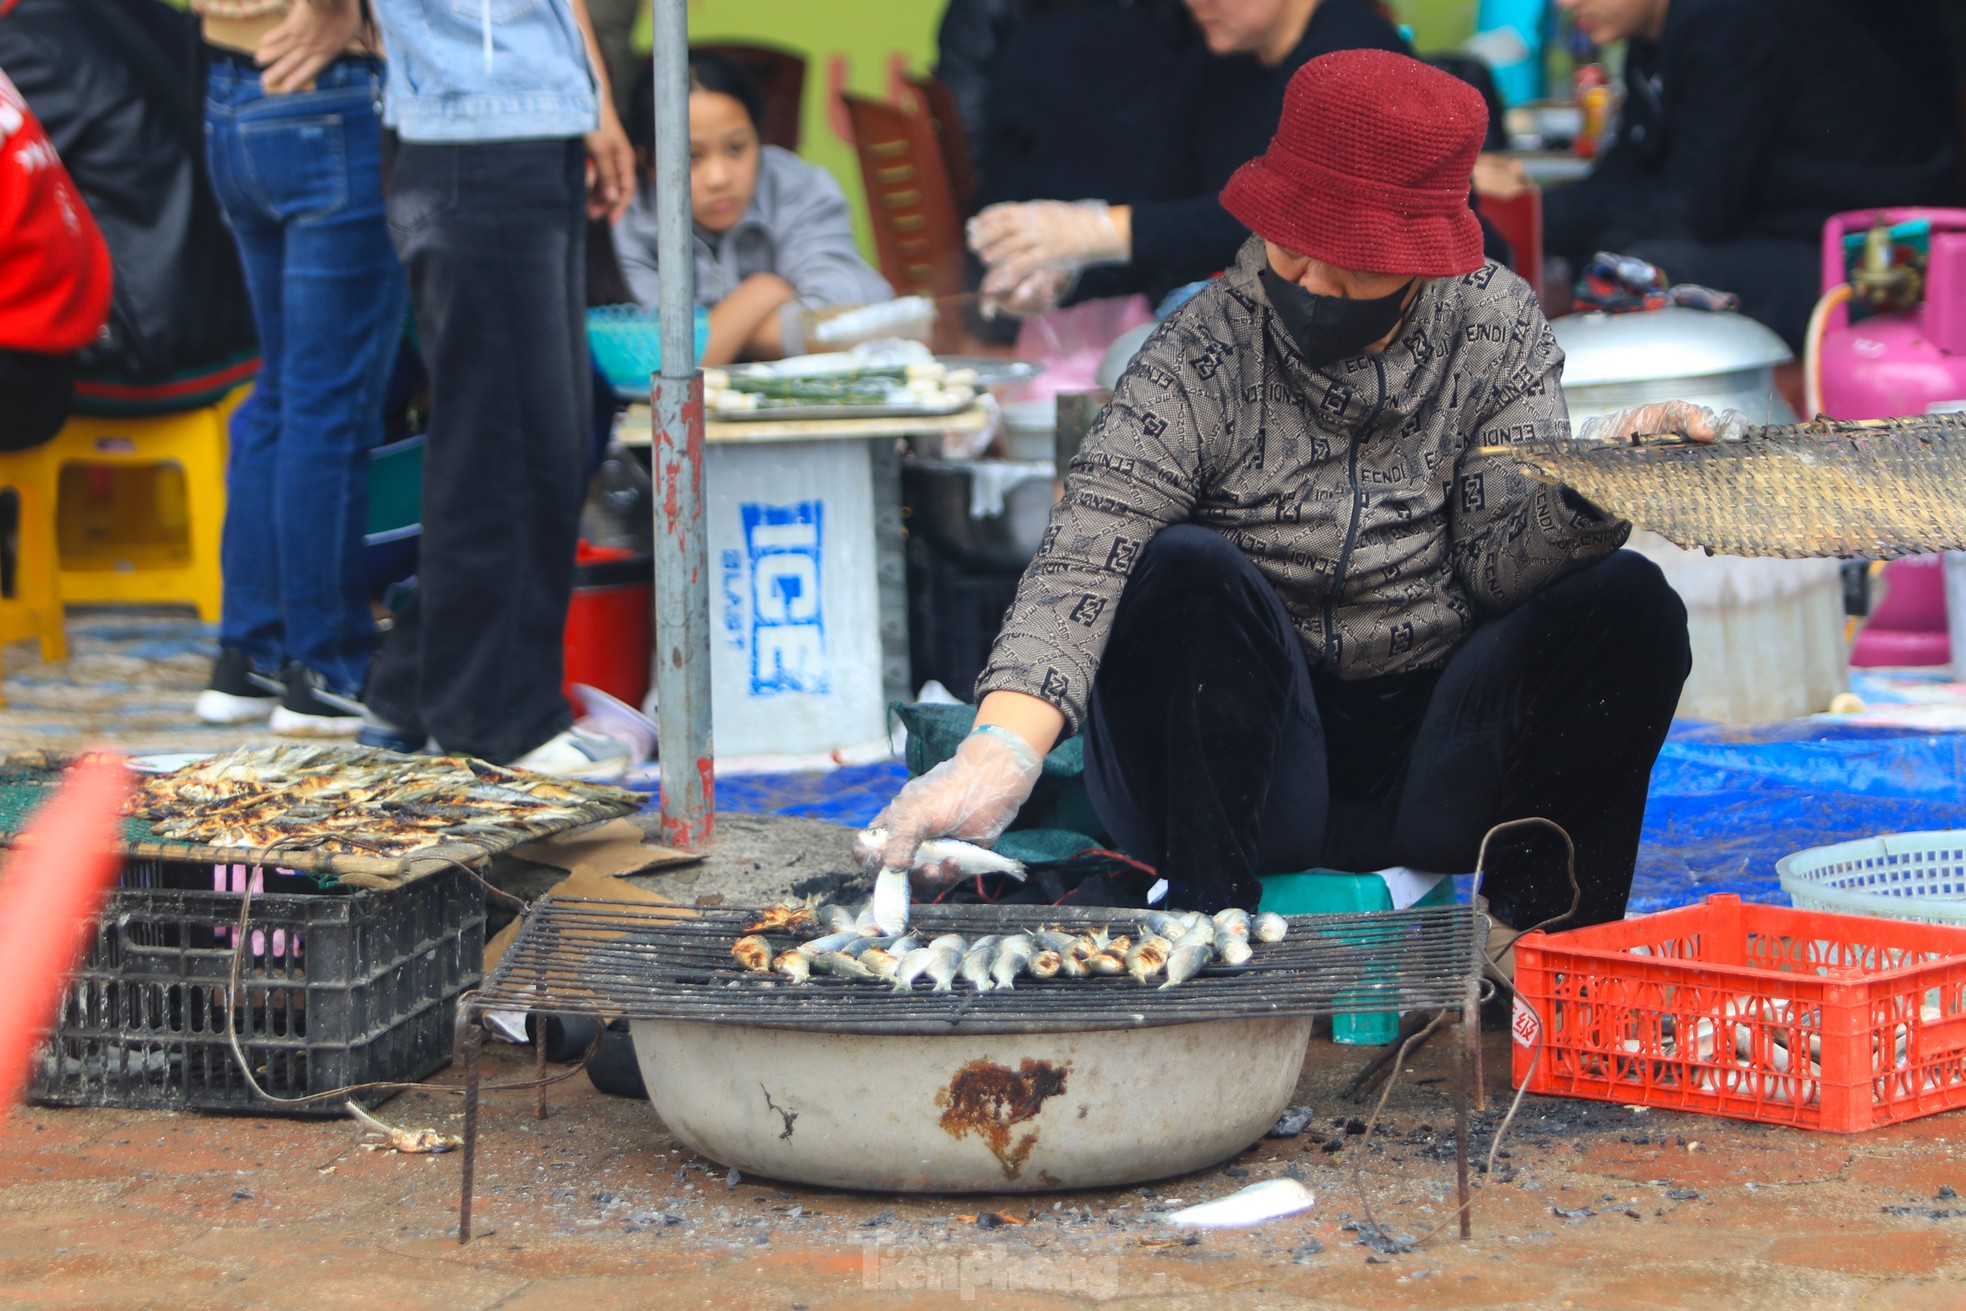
[1511,894,1966,1132]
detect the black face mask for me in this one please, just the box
[1258,267,1414,368]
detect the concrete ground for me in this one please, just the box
[9,1018,1966,1311]
[6,622,1966,1308]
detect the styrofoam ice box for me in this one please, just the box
[702,439,887,757]
[1626,531,1848,723]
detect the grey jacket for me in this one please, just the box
[613,145,892,354]
[977,237,1629,732]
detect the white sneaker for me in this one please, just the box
[507,726,633,782]
[196,688,276,724]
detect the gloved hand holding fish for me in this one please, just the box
[853,724,1044,934]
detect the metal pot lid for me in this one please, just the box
[1551,307,1793,387]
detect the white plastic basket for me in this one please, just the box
[1776,830,1966,925]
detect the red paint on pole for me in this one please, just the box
[0,753,130,1118]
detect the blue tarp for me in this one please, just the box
[1629,720,1966,913]
[642,720,1966,914]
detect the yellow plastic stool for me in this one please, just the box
[47,387,245,622]
[0,443,68,675]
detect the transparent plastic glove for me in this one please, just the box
[969,200,1127,291]
[981,267,1072,318]
[1574,400,1752,445]
[853,725,1044,881]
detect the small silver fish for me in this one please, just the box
[772,949,810,984]
[817,903,857,935]
[794,929,861,958]
[857,826,1030,884]
[1139,910,1189,939]
[1252,912,1288,943]
[858,947,902,980]
[923,943,964,992]
[1161,940,1215,988]
[1212,908,1251,937]
[1032,928,1078,954]
[928,933,967,953]
[893,946,939,990]
[1087,949,1126,976]
[811,950,879,982]
[990,936,1036,990]
[959,935,1003,991]
[1217,934,1253,968]
[1125,935,1172,985]
[889,934,920,956]
[871,867,911,936]
[854,904,881,935]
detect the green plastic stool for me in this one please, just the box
[1257,868,1456,1046]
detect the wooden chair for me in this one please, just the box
[839,91,968,301]
[1478,186,1544,307]
[694,43,806,153]
[902,74,978,217]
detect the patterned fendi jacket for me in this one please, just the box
[975,236,1631,733]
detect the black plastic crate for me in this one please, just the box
[31,857,485,1115]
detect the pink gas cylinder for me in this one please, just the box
[1811,208,1966,668]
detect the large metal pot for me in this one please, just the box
[1550,308,1846,722]
[1550,306,1796,424]
[631,1015,1312,1192]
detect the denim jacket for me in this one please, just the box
[372,0,598,143]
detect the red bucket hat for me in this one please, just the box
[1220,49,1488,277]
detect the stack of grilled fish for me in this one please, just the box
[730,903,1288,992]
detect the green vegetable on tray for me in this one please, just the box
[702,362,979,415]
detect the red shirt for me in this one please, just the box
[0,65,111,354]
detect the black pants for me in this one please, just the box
[1083,526,1691,927]
[0,349,76,452]
[368,139,589,762]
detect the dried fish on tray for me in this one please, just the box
[1483,413,1966,559]
[124,743,643,863]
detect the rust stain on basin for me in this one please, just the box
[935,1058,1069,1179]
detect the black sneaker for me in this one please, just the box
[194,648,279,725]
[267,665,363,738]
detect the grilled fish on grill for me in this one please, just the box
[811,951,880,982]
[990,935,1036,990]
[731,935,772,972]
[772,949,811,984]
[1125,935,1172,985]
[126,743,640,857]
[959,936,1004,991]
[1253,912,1289,943]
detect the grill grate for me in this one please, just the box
[476,898,1483,1035]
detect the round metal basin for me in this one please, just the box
[630,1015,1312,1193]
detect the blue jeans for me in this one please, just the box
[204,55,406,695]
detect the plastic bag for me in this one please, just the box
[1005,294,1155,403]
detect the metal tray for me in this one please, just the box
[620,357,1041,417]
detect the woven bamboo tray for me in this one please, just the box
[1486,413,1966,559]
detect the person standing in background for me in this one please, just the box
[1480,0,1958,352]
[189,0,409,735]
[282,0,638,779]
[967,0,1407,313]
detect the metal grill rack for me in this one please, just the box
[475,899,1481,1035]
[452,897,1491,1242]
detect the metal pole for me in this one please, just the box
[649,0,714,851]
